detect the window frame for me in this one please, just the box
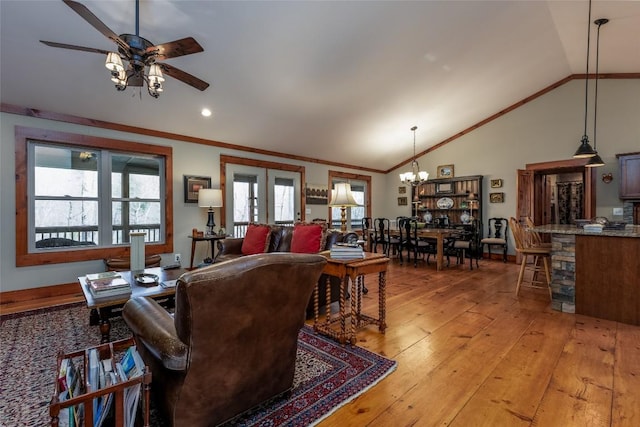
[15,126,173,267]
[328,170,372,229]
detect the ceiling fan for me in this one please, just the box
[40,0,209,97]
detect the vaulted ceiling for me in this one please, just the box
[1,1,638,172]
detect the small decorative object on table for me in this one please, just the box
[134,273,159,287]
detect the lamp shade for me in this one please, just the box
[198,189,223,208]
[329,183,358,207]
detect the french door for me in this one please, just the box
[225,164,300,237]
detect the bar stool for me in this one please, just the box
[509,217,552,298]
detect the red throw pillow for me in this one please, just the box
[291,222,327,253]
[241,224,272,255]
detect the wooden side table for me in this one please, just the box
[188,234,226,269]
[314,252,389,345]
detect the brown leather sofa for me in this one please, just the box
[214,225,345,263]
[122,253,327,427]
[215,226,355,315]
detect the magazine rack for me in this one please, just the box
[49,338,151,427]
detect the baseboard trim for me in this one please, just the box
[0,282,81,305]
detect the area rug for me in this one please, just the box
[0,303,396,426]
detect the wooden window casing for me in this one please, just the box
[15,126,174,267]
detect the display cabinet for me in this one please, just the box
[411,175,483,229]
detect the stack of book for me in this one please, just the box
[330,242,365,260]
[85,272,131,299]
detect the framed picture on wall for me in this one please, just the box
[397,197,408,206]
[437,164,454,178]
[184,175,211,203]
[490,179,503,188]
[489,192,505,203]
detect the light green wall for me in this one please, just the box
[1,79,638,292]
[0,114,386,292]
[386,79,639,248]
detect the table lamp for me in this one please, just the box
[329,182,358,232]
[198,189,223,236]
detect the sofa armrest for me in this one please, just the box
[122,297,188,371]
[215,238,244,258]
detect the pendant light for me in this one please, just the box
[573,0,597,158]
[585,18,608,168]
[399,126,429,186]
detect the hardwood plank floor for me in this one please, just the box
[2,257,638,426]
[317,257,640,427]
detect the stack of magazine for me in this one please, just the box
[85,272,131,299]
[330,242,365,260]
[56,345,145,427]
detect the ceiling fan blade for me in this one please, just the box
[158,63,210,91]
[40,40,112,55]
[146,37,204,60]
[62,0,129,52]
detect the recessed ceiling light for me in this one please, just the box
[201,108,212,117]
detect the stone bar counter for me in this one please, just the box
[533,224,640,326]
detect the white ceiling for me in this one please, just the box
[1,1,639,172]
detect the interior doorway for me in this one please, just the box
[517,158,596,227]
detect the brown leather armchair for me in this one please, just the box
[122,253,327,426]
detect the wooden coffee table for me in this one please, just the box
[79,267,186,342]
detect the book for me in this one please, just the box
[87,276,130,292]
[86,271,121,281]
[160,280,177,288]
[88,285,132,299]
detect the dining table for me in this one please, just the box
[364,227,455,271]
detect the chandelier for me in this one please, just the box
[399,126,429,186]
[106,52,165,98]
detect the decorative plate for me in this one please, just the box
[437,197,454,209]
[134,273,159,287]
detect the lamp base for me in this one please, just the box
[206,209,216,236]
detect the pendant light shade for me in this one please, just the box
[574,135,596,158]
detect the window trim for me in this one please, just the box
[15,126,173,267]
[328,170,372,225]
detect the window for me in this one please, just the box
[328,170,372,230]
[330,181,366,230]
[16,126,173,266]
[273,177,295,224]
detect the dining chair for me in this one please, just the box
[372,218,390,255]
[360,216,373,251]
[509,217,552,298]
[447,219,481,270]
[408,219,434,268]
[397,217,413,265]
[480,217,509,262]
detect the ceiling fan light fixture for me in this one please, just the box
[148,64,164,82]
[105,52,124,72]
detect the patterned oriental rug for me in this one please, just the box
[0,303,396,426]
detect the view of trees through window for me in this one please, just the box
[33,144,162,247]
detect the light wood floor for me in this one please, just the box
[317,257,640,427]
[3,257,638,426]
